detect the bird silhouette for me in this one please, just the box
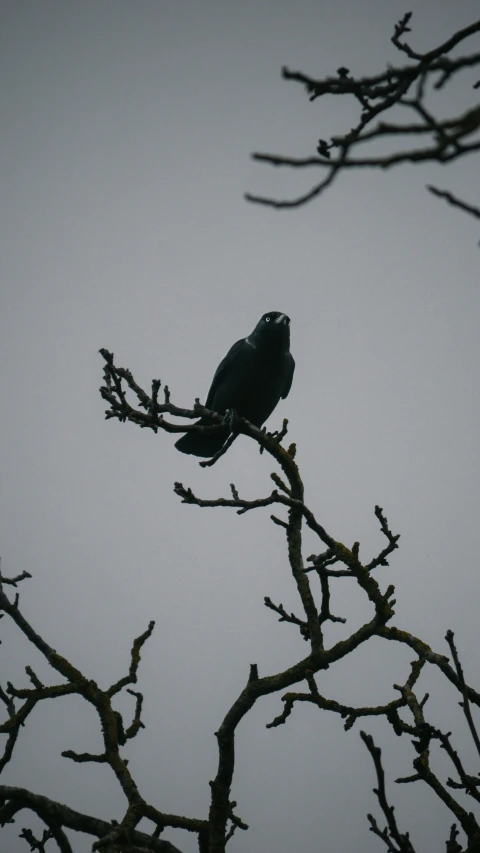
[175,312,295,457]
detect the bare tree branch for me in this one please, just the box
[0,786,183,853]
[362,731,417,853]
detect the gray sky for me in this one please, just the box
[1,2,480,851]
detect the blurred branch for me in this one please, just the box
[246,14,480,220]
[426,185,480,220]
[427,186,480,243]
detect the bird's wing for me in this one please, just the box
[204,338,248,410]
[281,353,295,399]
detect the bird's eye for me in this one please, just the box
[265,316,271,323]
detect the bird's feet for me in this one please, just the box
[258,419,289,452]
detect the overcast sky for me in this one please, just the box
[1,2,480,852]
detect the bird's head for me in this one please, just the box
[249,312,291,350]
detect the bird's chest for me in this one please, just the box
[215,348,285,424]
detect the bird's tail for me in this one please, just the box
[175,419,229,458]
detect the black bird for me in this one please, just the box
[175,311,295,457]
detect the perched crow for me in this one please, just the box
[175,311,295,457]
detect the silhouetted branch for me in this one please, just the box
[366,506,401,571]
[267,659,424,732]
[362,731,416,853]
[3,343,479,852]
[446,824,463,853]
[19,825,72,853]
[0,574,203,852]
[0,786,183,852]
[107,621,155,697]
[378,626,480,707]
[445,630,480,758]
[436,730,480,802]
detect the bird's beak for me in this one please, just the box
[274,313,287,324]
